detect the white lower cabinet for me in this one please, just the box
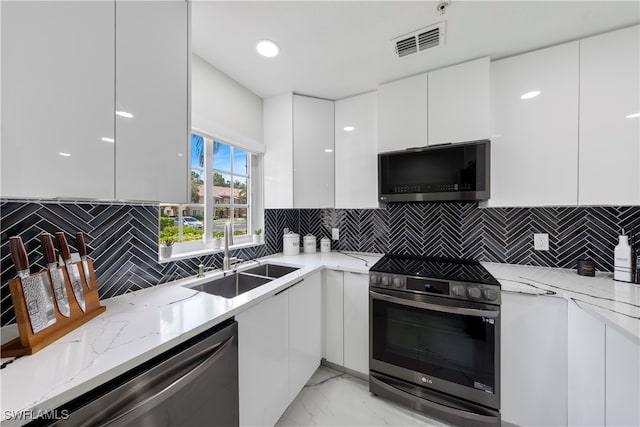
[343,272,370,375]
[568,300,605,426]
[322,270,369,376]
[288,273,323,400]
[568,300,640,427]
[605,324,640,427]
[237,272,322,427]
[323,269,345,366]
[237,290,289,427]
[501,292,568,426]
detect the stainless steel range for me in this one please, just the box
[369,254,501,427]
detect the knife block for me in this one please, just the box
[1,259,106,357]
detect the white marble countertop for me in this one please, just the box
[2,251,638,424]
[483,262,640,343]
[0,251,380,424]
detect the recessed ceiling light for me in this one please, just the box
[520,90,541,100]
[177,153,183,157]
[256,40,279,58]
[343,126,355,132]
[325,149,333,153]
[59,152,71,157]
[625,112,640,119]
[101,137,115,143]
[116,110,134,118]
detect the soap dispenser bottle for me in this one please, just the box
[614,229,633,282]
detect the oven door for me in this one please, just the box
[369,287,500,411]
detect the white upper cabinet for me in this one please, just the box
[489,41,580,207]
[115,1,189,203]
[264,94,334,208]
[335,92,379,209]
[264,93,294,209]
[1,1,115,199]
[578,25,640,206]
[428,57,490,145]
[293,95,335,208]
[377,73,428,153]
[377,58,490,153]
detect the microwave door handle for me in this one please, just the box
[370,290,499,319]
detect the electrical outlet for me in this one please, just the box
[534,233,549,251]
[332,228,340,240]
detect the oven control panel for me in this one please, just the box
[370,273,501,305]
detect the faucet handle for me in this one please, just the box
[197,264,205,278]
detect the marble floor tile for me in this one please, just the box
[275,366,451,427]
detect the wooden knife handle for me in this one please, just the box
[40,233,57,265]
[55,232,71,261]
[75,232,87,257]
[9,236,29,272]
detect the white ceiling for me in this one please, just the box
[191,1,640,100]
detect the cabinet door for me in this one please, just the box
[428,57,490,145]
[237,293,289,427]
[579,25,640,205]
[343,272,370,375]
[323,270,344,366]
[377,74,428,152]
[605,324,640,427]
[567,301,605,426]
[264,93,294,208]
[335,92,379,209]
[293,95,335,208]
[115,1,188,203]
[501,293,567,426]
[490,42,579,207]
[1,1,115,199]
[289,273,323,401]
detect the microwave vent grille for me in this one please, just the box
[392,22,446,58]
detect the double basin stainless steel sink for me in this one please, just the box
[190,263,300,299]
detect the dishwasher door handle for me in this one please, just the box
[100,334,235,426]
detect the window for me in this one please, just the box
[212,140,249,238]
[159,132,258,252]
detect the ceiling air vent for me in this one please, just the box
[392,22,446,59]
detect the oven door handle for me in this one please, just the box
[370,290,499,318]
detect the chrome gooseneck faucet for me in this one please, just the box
[223,221,241,270]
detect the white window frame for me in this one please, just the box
[205,137,252,245]
[159,130,263,261]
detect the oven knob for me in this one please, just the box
[393,278,403,288]
[452,285,465,297]
[467,287,482,300]
[381,276,391,287]
[483,289,499,301]
[370,274,380,285]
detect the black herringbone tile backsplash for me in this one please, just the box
[291,204,640,272]
[1,199,270,326]
[2,199,639,326]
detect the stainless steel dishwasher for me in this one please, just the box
[40,318,238,427]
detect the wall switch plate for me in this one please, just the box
[332,228,339,240]
[534,233,549,251]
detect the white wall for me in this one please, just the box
[191,54,264,152]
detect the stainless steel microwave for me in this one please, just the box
[378,140,490,203]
